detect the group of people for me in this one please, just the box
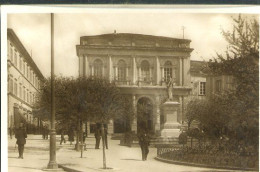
[14,122,151,161]
[94,123,108,149]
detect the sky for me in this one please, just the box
[7,12,258,78]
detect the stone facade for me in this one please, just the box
[76,33,193,135]
[7,28,44,133]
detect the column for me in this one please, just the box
[179,58,182,86]
[91,66,94,76]
[115,66,118,80]
[132,56,136,85]
[149,68,152,83]
[182,58,184,86]
[108,55,112,82]
[102,66,105,77]
[156,56,160,85]
[131,95,137,133]
[138,67,141,81]
[155,96,160,133]
[126,67,129,83]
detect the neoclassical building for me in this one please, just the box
[7,28,44,134]
[76,33,193,135]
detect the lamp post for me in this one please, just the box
[47,13,58,169]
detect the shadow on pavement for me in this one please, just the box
[120,158,142,161]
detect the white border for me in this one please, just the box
[1,5,260,172]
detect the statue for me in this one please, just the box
[167,76,175,101]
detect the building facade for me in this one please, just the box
[190,61,207,99]
[76,33,193,135]
[206,75,235,98]
[7,29,44,134]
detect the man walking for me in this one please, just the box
[95,123,101,149]
[60,130,66,145]
[104,125,108,149]
[15,123,27,159]
[138,130,150,161]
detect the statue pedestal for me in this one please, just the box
[161,101,181,138]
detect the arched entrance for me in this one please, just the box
[137,97,154,134]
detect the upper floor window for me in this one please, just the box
[9,77,13,93]
[27,65,29,78]
[9,45,13,62]
[19,56,23,71]
[14,79,18,96]
[19,83,22,98]
[164,61,173,82]
[141,60,150,81]
[93,59,103,77]
[216,80,222,92]
[118,60,127,81]
[23,61,26,75]
[14,52,18,67]
[199,82,206,95]
[23,86,26,101]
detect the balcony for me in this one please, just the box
[137,77,153,86]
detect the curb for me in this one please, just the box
[154,157,258,171]
[58,164,83,172]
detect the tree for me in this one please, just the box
[207,14,259,148]
[35,76,134,169]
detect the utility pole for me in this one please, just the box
[182,26,186,39]
[47,13,58,169]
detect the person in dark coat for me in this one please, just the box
[138,130,150,161]
[68,128,74,145]
[60,130,66,145]
[15,123,27,159]
[95,124,101,149]
[104,125,108,149]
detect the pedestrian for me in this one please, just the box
[68,128,74,145]
[95,123,101,149]
[45,127,49,139]
[60,130,66,145]
[15,123,27,159]
[104,125,108,149]
[138,130,150,161]
[83,131,87,150]
[42,126,46,139]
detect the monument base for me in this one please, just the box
[161,128,181,138]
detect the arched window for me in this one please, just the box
[141,60,150,81]
[93,59,103,77]
[164,61,173,82]
[118,60,126,81]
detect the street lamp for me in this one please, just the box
[47,13,58,169]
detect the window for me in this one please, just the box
[27,90,29,102]
[93,59,103,77]
[10,47,13,62]
[14,52,17,67]
[19,56,23,71]
[19,83,22,98]
[23,61,26,75]
[23,87,26,100]
[9,77,13,93]
[164,61,173,82]
[199,82,206,95]
[14,79,18,96]
[216,80,222,92]
[118,60,127,81]
[141,60,150,81]
[27,66,29,78]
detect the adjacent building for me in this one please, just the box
[76,33,194,135]
[7,28,44,134]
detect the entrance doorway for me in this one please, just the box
[137,97,153,134]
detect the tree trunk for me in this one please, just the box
[80,120,84,158]
[75,119,80,151]
[101,123,106,169]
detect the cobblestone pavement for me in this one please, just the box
[7,134,240,172]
